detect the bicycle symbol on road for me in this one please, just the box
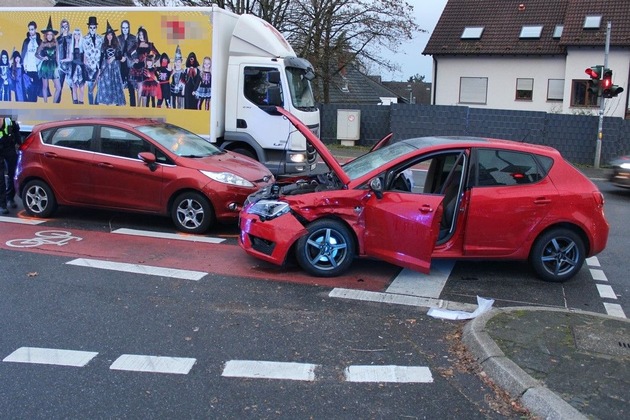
[6,230,83,248]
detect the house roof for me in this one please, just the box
[423,0,630,57]
[324,65,405,104]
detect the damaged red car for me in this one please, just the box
[239,108,609,282]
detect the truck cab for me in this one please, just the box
[219,13,320,175]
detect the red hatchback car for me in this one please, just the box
[239,108,609,282]
[16,118,274,233]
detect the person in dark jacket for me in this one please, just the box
[0,117,21,214]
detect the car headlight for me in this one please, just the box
[620,163,630,170]
[201,170,254,187]
[246,199,290,220]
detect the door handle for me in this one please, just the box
[534,197,551,204]
[43,152,58,158]
[419,204,433,213]
[97,162,114,168]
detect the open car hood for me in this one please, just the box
[276,107,351,185]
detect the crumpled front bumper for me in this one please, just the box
[239,212,307,266]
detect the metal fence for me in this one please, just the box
[320,103,630,165]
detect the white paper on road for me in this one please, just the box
[427,295,495,320]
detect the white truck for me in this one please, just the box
[0,6,319,175]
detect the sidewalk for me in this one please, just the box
[463,308,630,419]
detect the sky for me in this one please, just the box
[378,0,448,82]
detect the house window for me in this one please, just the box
[459,77,487,104]
[516,78,534,100]
[571,79,598,107]
[553,25,563,39]
[461,27,484,39]
[520,25,543,39]
[584,16,601,29]
[547,79,564,101]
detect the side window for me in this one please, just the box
[44,126,94,151]
[243,67,282,106]
[99,126,150,160]
[473,149,546,187]
[385,152,465,195]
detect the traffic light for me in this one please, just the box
[585,65,603,95]
[601,68,624,98]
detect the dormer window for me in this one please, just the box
[461,26,484,39]
[584,15,601,29]
[520,25,543,39]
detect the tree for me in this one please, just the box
[134,0,424,102]
[408,74,426,83]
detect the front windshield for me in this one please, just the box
[137,124,222,157]
[343,142,418,180]
[286,67,316,109]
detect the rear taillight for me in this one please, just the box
[592,191,605,208]
[19,134,35,151]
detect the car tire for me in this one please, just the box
[530,228,585,282]
[22,179,57,218]
[171,192,215,234]
[295,219,355,277]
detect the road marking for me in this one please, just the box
[222,360,318,381]
[386,261,454,298]
[112,228,225,244]
[3,347,97,367]
[0,216,46,225]
[66,258,207,281]
[344,365,433,383]
[596,284,617,300]
[586,256,600,267]
[603,303,627,318]
[110,354,196,374]
[589,268,608,281]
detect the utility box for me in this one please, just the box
[336,109,361,146]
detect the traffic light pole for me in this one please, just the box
[594,22,611,169]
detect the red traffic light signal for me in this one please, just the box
[585,65,603,79]
[602,69,613,89]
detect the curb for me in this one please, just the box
[462,307,588,420]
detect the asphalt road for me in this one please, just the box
[1,250,524,419]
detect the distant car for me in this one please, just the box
[239,108,609,282]
[609,155,630,188]
[16,118,274,233]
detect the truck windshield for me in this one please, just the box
[286,67,316,110]
[137,123,222,157]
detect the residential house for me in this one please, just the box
[423,0,630,118]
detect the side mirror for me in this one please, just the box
[266,86,283,107]
[267,70,281,84]
[138,151,158,172]
[369,177,384,199]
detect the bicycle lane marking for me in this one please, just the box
[0,223,397,291]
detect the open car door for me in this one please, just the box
[362,190,443,274]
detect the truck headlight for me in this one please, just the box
[201,170,254,187]
[246,199,290,220]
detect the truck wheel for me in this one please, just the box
[232,147,256,160]
[295,219,355,277]
[171,192,215,233]
[530,228,585,282]
[22,179,57,218]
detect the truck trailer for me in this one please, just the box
[0,6,319,175]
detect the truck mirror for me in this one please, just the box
[267,70,281,85]
[266,86,283,107]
